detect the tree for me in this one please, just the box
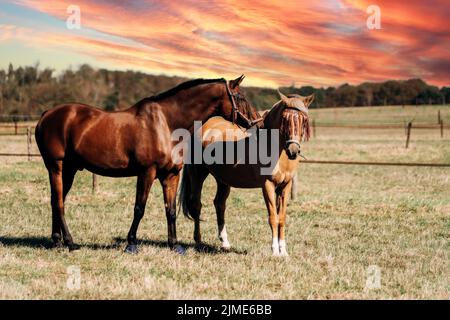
[440,87,450,105]
[0,63,448,116]
[104,91,119,111]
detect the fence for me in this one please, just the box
[290,160,450,199]
[0,123,35,135]
[1,116,449,196]
[0,114,41,122]
[1,151,449,198]
[2,121,448,137]
[310,121,447,142]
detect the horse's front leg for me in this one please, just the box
[277,180,292,257]
[262,180,279,256]
[214,181,231,250]
[125,167,156,254]
[160,171,184,254]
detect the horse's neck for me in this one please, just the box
[158,84,223,131]
[263,102,283,130]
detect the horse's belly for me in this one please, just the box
[206,163,266,188]
[69,117,138,173]
[73,137,130,168]
[82,164,139,177]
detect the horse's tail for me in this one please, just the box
[178,164,193,220]
[34,110,49,152]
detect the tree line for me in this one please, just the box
[0,63,448,119]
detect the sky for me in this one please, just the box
[0,0,449,88]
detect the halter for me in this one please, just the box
[225,81,263,128]
[285,139,301,147]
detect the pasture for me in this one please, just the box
[0,105,449,299]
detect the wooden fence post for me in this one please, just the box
[312,119,316,138]
[438,110,441,124]
[26,127,32,161]
[405,122,412,148]
[14,121,18,135]
[92,173,98,194]
[291,173,298,200]
[440,120,444,138]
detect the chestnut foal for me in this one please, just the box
[180,91,313,256]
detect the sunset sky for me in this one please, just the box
[0,0,449,88]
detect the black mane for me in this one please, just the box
[149,78,225,101]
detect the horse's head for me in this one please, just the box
[220,75,263,129]
[278,91,314,160]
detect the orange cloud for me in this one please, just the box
[0,24,29,42]
[8,0,450,87]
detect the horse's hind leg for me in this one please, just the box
[185,164,209,247]
[48,161,63,248]
[61,163,79,250]
[48,160,78,250]
[214,181,231,250]
[62,164,76,201]
[159,170,184,254]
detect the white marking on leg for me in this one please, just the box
[279,239,288,256]
[272,237,280,256]
[219,226,230,249]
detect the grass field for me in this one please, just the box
[0,105,449,299]
[310,104,450,125]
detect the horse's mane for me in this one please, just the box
[265,96,308,119]
[149,78,226,101]
[264,97,310,140]
[264,100,284,121]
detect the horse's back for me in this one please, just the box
[199,116,249,145]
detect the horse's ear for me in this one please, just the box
[278,90,290,105]
[303,93,315,108]
[230,74,245,88]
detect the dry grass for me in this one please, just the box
[0,105,449,299]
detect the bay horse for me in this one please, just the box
[35,75,262,254]
[179,91,314,256]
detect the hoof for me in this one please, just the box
[195,243,206,252]
[220,246,231,252]
[172,244,186,255]
[68,243,81,251]
[50,242,64,249]
[124,244,139,254]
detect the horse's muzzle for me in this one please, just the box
[286,141,300,160]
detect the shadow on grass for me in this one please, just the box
[0,236,247,255]
[112,237,248,255]
[0,236,53,249]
